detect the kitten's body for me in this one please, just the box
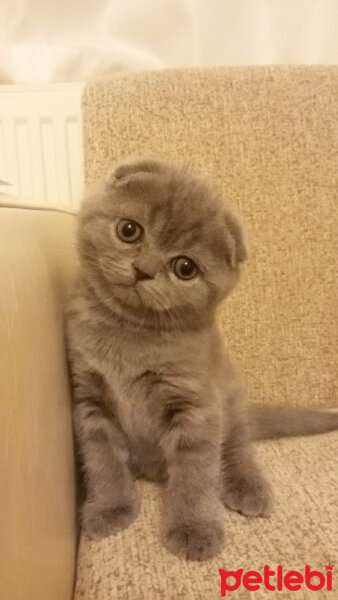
[68,279,232,480]
[67,159,338,560]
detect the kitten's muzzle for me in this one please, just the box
[134,266,154,282]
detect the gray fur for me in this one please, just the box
[66,158,338,560]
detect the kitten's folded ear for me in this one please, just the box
[223,210,248,268]
[106,158,167,186]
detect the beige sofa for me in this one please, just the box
[1,67,337,600]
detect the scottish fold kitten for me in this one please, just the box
[66,158,338,560]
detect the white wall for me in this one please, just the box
[1,0,337,207]
[1,0,337,84]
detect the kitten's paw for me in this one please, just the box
[222,472,274,517]
[82,496,140,539]
[163,520,225,561]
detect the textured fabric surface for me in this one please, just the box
[76,67,338,598]
[83,66,338,409]
[75,434,338,599]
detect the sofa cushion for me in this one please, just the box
[77,66,338,599]
[82,66,338,410]
[75,433,338,599]
[0,203,77,600]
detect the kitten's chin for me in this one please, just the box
[136,284,173,312]
[109,284,143,309]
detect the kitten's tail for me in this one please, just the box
[249,404,338,441]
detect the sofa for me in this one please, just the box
[1,66,337,600]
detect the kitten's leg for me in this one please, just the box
[160,405,225,561]
[221,391,274,517]
[71,364,139,538]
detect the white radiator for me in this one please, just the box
[0,83,85,209]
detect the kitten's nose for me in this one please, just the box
[134,266,154,281]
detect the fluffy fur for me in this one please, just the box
[66,158,338,561]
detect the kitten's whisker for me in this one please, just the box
[136,306,150,335]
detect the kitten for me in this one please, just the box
[66,158,338,561]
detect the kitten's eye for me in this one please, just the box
[172,256,199,280]
[116,219,143,243]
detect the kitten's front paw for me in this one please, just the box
[82,496,140,539]
[163,520,225,561]
[222,472,274,517]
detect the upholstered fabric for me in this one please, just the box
[75,67,338,598]
[0,201,77,600]
[83,66,337,409]
[75,434,338,599]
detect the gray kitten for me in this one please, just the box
[66,158,338,561]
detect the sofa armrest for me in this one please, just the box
[0,202,77,600]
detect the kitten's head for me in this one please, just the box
[79,159,247,329]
